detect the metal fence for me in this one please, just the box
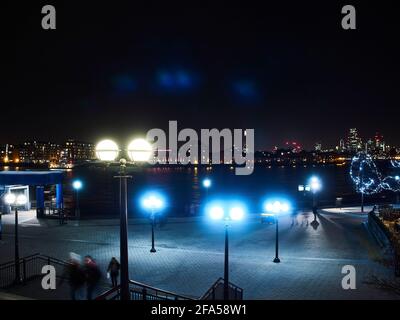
[95,279,194,301]
[200,277,243,300]
[0,253,69,288]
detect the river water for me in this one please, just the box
[1,164,397,218]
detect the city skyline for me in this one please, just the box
[1,127,399,152]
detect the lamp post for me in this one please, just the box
[309,176,322,210]
[203,178,211,199]
[209,204,244,300]
[95,138,152,301]
[395,176,400,204]
[72,180,82,220]
[142,194,164,253]
[264,200,290,263]
[4,193,28,284]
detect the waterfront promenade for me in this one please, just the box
[0,207,399,300]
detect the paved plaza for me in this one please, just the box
[0,207,399,300]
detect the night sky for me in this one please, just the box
[8,1,400,150]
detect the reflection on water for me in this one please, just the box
[2,164,395,218]
[63,164,357,218]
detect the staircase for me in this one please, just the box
[200,277,243,300]
[1,254,244,300]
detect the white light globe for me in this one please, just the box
[143,195,163,210]
[272,201,282,213]
[265,202,274,212]
[229,207,244,221]
[127,139,152,162]
[4,193,16,205]
[309,176,321,192]
[73,180,82,190]
[95,140,119,161]
[210,206,224,220]
[203,179,211,188]
[16,194,28,206]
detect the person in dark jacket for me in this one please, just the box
[83,256,102,300]
[107,257,120,287]
[60,254,85,300]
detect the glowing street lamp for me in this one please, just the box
[203,178,211,188]
[309,176,322,193]
[309,176,322,213]
[95,138,153,300]
[141,193,165,253]
[263,200,291,263]
[4,193,28,284]
[202,178,212,203]
[95,139,119,162]
[127,139,152,162]
[72,180,83,220]
[208,202,245,300]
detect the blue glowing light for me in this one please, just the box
[229,207,245,221]
[72,180,83,190]
[207,200,247,221]
[309,176,322,193]
[203,178,212,188]
[263,199,292,215]
[157,70,195,91]
[210,206,224,220]
[140,192,166,212]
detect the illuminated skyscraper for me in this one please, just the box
[347,128,362,153]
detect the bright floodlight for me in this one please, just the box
[264,200,291,214]
[209,206,224,220]
[229,207,244,221]
[16,194,28,206]
[96,139,119,161]
[203,179,211,188]
[142,195,164,211]
[396,176,400,181]
[127,139,152,162]
[4,193,16,205]
[72,180,83,190]
[309,176,322,193]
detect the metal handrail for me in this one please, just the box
[0,253,71,289]
[129,280,193,300]
[200,277,243,300]
[96,280,194,300]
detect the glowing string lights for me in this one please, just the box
[350,153,400,194]
[350,152,382,195]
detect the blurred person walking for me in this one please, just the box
[107,257,120,287]
[83,255,102,300]
[60,253,85,300]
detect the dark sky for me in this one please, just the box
[7,1,400,150]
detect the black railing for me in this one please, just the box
[96,280,194,300]
[0,253,70,288]
[200,277,243,300]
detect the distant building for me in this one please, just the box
[0,144,15,163]
[314,142,322,152]
[374,132,385,153]
[18,141,61,164]
[339,139,346,152]
[60,140,95,164]
[347,128,362,153]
